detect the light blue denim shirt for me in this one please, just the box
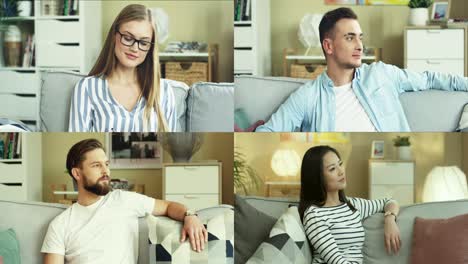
[256,62,468,132]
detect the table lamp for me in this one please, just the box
[422,166,468,202]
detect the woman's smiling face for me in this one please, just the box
[114,20,153,68]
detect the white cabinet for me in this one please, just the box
[0,133,42,201]
[0,1,102,131]
[369,160,415,206]
[405,26,467,76]
[234,0,271,76]
[162,162,222,210]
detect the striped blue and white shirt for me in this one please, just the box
[68,76,177,132]
[303,197,395,264]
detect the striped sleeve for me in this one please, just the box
[303,208,354,264]
[161,79,178,132]
[68,78,93,132]
[348,197,396,220]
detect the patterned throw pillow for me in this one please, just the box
[247,206,312,264]
[146,207,234,264]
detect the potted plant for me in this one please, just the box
[408,0,433,26]
[393,136,412,161]
[234,148,262,195]
[0,0,18,17]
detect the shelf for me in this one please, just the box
[234,21,252,26]
[0,159,23,163]
[0,16,35,21]
[159,52,210,58]
[36,15,79,20]
[53,191,78,195]
[0,67,37,72]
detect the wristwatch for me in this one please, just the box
[184,209,198,218]
[384,211,397,222]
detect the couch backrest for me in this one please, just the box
[235,76,468,131]
[39,71,188,132]
[0,199,149,264]
[362,199,468,264]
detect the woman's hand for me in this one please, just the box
[181,215,208,253]
[384,216,401,255]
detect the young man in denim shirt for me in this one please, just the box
[256,7,468,132]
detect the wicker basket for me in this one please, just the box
[290,64,326,79]
[165,62,208,86]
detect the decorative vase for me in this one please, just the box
[397,146,412,161]
[163,133,204,162]
[18,1,32,17]
[409,8,428,26]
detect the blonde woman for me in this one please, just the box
[69,4,176,132]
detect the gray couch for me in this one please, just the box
[237,196,468,264]
[235,76,468,131]
[0,199,232,264]
[39,71,234,132]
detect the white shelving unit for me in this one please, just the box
[0,133,42,201]
[234,0,271,76]
[405,25,467,77]
[369,160,415,206]
[0,1,102,131]
[162,162,222,210]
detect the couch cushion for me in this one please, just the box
[186,82,234,132]
[411,213,468,264]
[170,81,189,132]
[247,206,312,264]
[40,71,84,132]
[0,200,67,264]
[0,229,20,264]
[242,196,299,219]
[235,195,276,264]
[362,199,468,264]
[234,75,468,131]
[147,205,234,263]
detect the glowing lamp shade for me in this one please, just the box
[271,149,301,177]
[422,166,468,202]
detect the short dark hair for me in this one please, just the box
[66,139,104,178]
[319,7,358,53]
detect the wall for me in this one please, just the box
[42,133,233,205]
[235,133,465,203]
[101,0,233,82]
[270,0,411,76]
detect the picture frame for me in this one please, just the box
[106,132,162,169]
[371,140,385,159]
[431,1,450,21]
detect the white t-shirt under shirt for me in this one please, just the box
[41,190,155,264]
[335,83,377,132]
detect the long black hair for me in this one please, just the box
[298,145,356,222]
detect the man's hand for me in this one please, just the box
[384,216,401,255]
[181,215,208,253]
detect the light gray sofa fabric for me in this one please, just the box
[0,199,148,264]
[39,71,231,132]
[239,196,468,264]
[235,76,468,132]
[187,82,234,132]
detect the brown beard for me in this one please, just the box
[83,175,110,196]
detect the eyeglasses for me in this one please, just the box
[117,31,153,52]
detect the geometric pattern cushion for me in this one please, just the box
[147,208,234,264]
[247,206,312,264]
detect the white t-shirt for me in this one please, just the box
[41,190,155,264]
[335,83,377,132]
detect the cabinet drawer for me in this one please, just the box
[0,184,25,201]
[234,26,253,47]
[0,71,39,94]
[370,162,414,184]
[407,29,464,59]
[406,59,464,76]
[234,49,254,72]
[0,94,37,120]
[370,184,414,206]
[164,165,219,194]
[0,163,24,183]
[36,20,81,43]
[36,43,81,67]
[165,194,219,210]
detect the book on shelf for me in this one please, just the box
[0,133,21,160]
[63,0,79,16]
[234,0,251,22]
[22,34,35,68]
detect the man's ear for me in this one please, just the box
[71,167,81,182]
[323,38,333,55]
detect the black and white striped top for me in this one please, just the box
[303,197,394,264]
[68,76,178,132]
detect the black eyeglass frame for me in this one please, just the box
[116,31,154,52]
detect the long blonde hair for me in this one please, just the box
[88,4,168,132]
